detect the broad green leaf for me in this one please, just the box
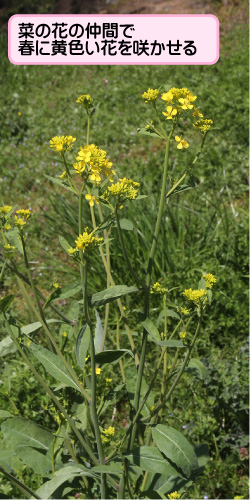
[158,340,185,348]
[21,319,63,335]
[95,349,134,365]
[137,128,163,139]
[0,295,14,313]
[198,277,207,290]
[194,444,210,469]
[5,228,23,254]
[16,446,52,474]
[124,446,180,476]
[59,235,73,253]
[47,281,82,305]
[0,450,16,469]
[140,317,161,343]
[76,324,90,369]
[152,425,198,478]
[0,336,17,356]
[92,464,123,474]
[185,359,209,380]
[1,417,53,451]
[118,218,134,231]
[30,343,81,392]
[166,309,181,320]
[44,174,75,193]
[0,410,12,419]
[91,285,138,306]
[94,309,104,353]
[36,464,92,498]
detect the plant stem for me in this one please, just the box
[115,208,143,287]
[19,234,91,403]
[90,205,140,366]
[0,465,42,500]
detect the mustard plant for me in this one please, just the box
[0,86,217,499]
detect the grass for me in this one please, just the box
[0,7,249,499]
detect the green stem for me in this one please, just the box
[0,259,6,282]
[62,153,78,194]
[0,465,42,500]
[153,101,167,138]
[20,234,90,403]
[115,208,143,287]
[141,312,203,423]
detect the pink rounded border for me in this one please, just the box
[8,14,219,66]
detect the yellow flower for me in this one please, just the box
[4,224,11,231]
[150,282,168,294]
[183,288,207,304]
[75,144,115,183]
[168,492,181,499]
[85,193,99,207]
[193,107,203,118]
[178,95,196,110]
[4,244,15,251]
[193,119,213,133]
[59,171,67,179]
[105,378,112,385]
[180,307,190,315]
[162,87,196,105]
[161,90,174,102]
[17,111,22,116]
[67,247,78,255]
[76,94,93,107]
[95,367,101,375]
[234,496,244,499]
[179,331,186,339]
[16,209,31,219]
[107,178,140,201]
[14,216,26,227]
[75,229,103,254]
[50,135,76,155]
[162,106,178,120]
[62,332,68,338]
[142,88,159,103]
[175,135,189,149]
[203,273,216,289]
[0,206,12,215]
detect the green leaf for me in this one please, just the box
[137,128,163,139]
[1,417,53,451]
[46,281,82,307]
[134,195,148,201]
[185,359,209,380]
[21,319,63,335]
[152,425,198,478]
[169,184,193,197]
[36,465,92,498]
[76,324,90,369]
[118,218,134,231]
[158,340,185,348]
[124,446,180,476]
[94,309,104,353]
[0,295,14,313]
[30,343,81,392]
[0,336,17,356]
[95,349,134,365]
[166,309,181,320]
[97,217,115,231]
[5,228,23,254]
[92,464,123,474]
[91,285,138,306]
[140,316,161,343]
[44,174,75,193]
[0,410,12,419]
[16,446,52,474]
[59,235,73,253]
[0,450,16,469]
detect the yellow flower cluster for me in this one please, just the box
[74,229,103,254]
[168,492,181,499]
[203,273,216,289]
[161,87,203,123]
[150,282,168,294]
[76,94,93,106]
[74,144,115,183]
[95,367,101,375]
[179,331,186,339]
[175,135,189,149]
[101,426,115,444]
[50,135,76,154]
[142,88,159,103]
[0,206,12,215]
[193,119,213,133]
[107,177,140,200]
[14,209,31,228]
[4,244,15,252]
[180,307,190,315]
[183,288,207,304]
